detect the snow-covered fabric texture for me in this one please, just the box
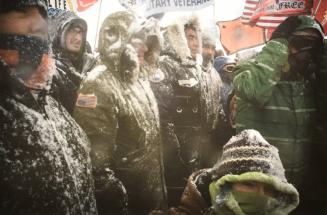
[0,60,97,214]
[49,10,96,114]
[97,11,139,73]
[0,0,48,16]
[74,11,167,214]
[200,61,224,168]
[213,129,287,181]
[201,60,223,131]
[155,16,223,206]
[202,31,216,47]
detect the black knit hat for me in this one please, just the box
[0,0,48,17]
[214,129,286,182]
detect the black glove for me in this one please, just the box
[95,170,129,215]
[270,16,302,41]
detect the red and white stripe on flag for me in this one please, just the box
[67,0,98,12]
[77,0,98,12]
[242,0,311,29]
[313,0,327,33]
[242,0,260,24]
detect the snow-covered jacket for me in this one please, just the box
[74,11,166,214]
[201,61,223,130]
[0,60,97,215]
[233,38,318,187]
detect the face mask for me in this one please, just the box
[288,49,316,79]
[288,35,320,79]
[232,190,278,215]
[0,34,53,90]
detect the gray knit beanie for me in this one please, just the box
[202,31,216,47]
[214,129,286,182]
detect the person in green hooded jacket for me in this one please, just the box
[232,15,326,214]
[167,129,299,215]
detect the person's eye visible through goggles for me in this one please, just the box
[223,64,236,73]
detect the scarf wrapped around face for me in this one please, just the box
[0,34,54,90]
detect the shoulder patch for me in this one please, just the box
[178,78,198,87]
[149,69,165,83]
[76,93,97,109]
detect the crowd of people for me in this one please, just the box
[0,0,326,214]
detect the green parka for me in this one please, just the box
[233,17,324,188]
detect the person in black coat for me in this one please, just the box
[49,10,96,114]
[0,1,98,214]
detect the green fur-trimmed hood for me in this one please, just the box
[209,172,299,215]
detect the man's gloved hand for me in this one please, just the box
[96,169,129,215]
[270,16,302,41]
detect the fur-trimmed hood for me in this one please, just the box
[162,15,202,61]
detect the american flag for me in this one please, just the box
[313,0,327,32]
[241,0,311,29]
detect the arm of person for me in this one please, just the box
[233,39,289,106]
[73,71,119,192]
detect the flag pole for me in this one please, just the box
[213,0,215,23]
[313,0,322,18]
[66,0,74,11]
[93,0,103,51]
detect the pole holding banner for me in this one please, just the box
[93,0,103,50]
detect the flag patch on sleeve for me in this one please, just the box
[76,93,97,109]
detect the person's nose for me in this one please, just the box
[75,32,83,42]
[141,43,148,53]
[256,184,265,196]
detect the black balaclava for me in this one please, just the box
[288,32,322,80]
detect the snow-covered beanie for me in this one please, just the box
[209,129,299,215]
[0,0,48,17]
[202,31,216,47]
[214,129,286,181]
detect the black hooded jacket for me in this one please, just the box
[49,11,96,114]
[0,59,97,214]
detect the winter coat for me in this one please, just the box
[0,61,97,214]
[200,62,225,167]
[151,19,214,206]
[233,38,317,188]
[200,61,222,131]
[311,38,327,214]
[74,11,166,214]
[49,11,96,114]
[74,63,166,214]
